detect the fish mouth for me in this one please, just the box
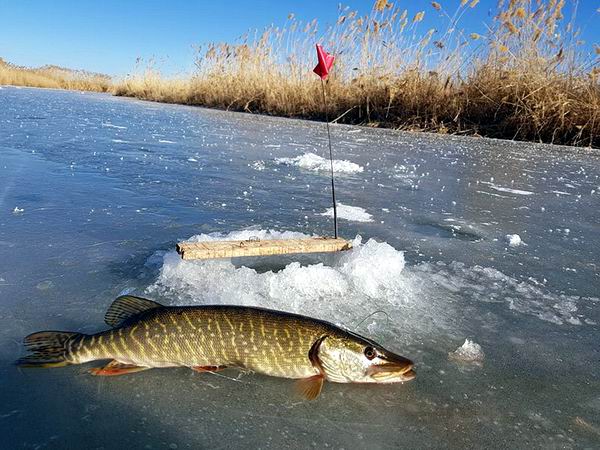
[367,356,415,383]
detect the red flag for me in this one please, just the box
[313,44,334,80]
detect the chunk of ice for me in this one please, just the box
[448,339,484,365]
[276,152,363,174]
[505,234,522,247]
[319,203,373,222]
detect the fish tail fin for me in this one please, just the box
[16,331,81,368]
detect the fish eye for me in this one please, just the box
[364,346,376,360]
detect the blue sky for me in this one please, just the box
[0,0,597,76]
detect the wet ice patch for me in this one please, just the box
[319,203,373,222]
[276,152,363,174]
[448,339,484,365]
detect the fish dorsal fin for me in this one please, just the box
[105,295,163,327]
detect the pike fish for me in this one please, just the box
[17,295,415,399]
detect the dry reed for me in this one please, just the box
[0,58,111,92]
[2,1,598,147]
[114,0,599,147]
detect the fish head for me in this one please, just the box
[317,333,415,384]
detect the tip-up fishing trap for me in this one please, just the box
[176,44,352,260]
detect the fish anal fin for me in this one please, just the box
[104,295,163,328]
[191,365,227,373]
[89,360,149,376]
[295,375,324,401]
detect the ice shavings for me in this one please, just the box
[251,161,266,171]
[412,261,595,326]
[319,203,373,222]
[148,230,436,342]
[148,228,594,360]
[183,228,311,243]
[448,339,484,365]
[275,152,363,174]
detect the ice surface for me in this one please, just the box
[275,152,363,174]
[448,339,484,365]
[319,203,373,222]
[1,87,600,449]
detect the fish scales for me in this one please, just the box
[72,306,325,378]
[18,296,415,399]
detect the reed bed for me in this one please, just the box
[115,0,600,147]
[0,58,111,92]
[2,1,598,147]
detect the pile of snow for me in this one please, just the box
[448,339,484,365]
[276,152,363,174]
[319,203,373,222]
[505,234,523,247]
[147,233,413,339]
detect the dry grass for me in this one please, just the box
[0,58,112,92]
[2,1,598,147]
[115,0,600,147]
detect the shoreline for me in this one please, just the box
[3,83,599,156]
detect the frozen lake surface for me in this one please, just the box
[1,87,599,449]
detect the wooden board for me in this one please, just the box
[176,237,352,260]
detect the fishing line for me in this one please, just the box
[353,310,391,333]
[320,77,338,239]
[204,368,263,387]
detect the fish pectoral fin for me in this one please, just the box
[295,375,324,401]
[191,365,227,373]
[89,360,149,376]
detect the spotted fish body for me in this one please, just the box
[18,296,415,399]
[73,305,336,378]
